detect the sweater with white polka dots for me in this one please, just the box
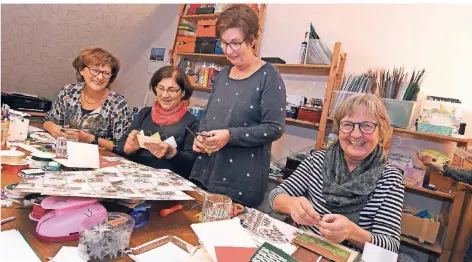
[190,63,286,207]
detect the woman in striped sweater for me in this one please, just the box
[269,94,405,253]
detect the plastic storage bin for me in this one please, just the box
[418,123,453,136]
[382,98,416,128]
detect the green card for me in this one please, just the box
[249,242,298,262]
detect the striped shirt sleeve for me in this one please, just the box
[369,167,405,253]
[269,152,324,211]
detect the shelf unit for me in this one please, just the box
[171,4,267,67]
[401,235,443,254]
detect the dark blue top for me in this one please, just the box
[190,63,287,207]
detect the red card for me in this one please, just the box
[215,246,258,262]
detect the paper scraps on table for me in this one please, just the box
[242,208,289,244]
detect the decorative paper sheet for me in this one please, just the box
[12,160,198,201]
[242,208,289,244]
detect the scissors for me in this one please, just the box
[186,127,212,156]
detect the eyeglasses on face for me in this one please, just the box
[219,39,245,51]
[339,121,379,134]
[155,87,182,96]
[85,66,112,79]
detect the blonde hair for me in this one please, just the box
[333,93,390,141]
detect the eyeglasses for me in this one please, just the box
[339,121,379,134]
[219,39,245,51]
[85,66,112,79]
[155,87,181,96]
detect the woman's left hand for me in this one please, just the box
[63,130,94,143]
[318,214,355,243]
[144,142,177,159]
[202,129,230,152]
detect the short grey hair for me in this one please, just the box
[333,93,390,141]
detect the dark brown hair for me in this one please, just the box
[72,47,121,84]
[216,4,259,43]
[149,66,193,100]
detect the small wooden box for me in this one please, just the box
[196,20,217,38]
[175,36,196,54]
[297,106,322,123]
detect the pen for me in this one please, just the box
[1,216,16,224]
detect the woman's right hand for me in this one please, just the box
[192,136,205,153]
[43,121,66,138]
[288,196,321,226]
[124,130,140,154]
[50,126,65,138]
[417,151,445,172]
[417,151,434,166]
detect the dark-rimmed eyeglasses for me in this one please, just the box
[339,121,379,134]
[155,87,181,96]
[85,66,112,79]
[219,39,245,51]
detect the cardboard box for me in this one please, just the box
[175,36,196,54]
[196,19,217,37]
[401,207,440,244]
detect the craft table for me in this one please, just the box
[1,148,205,262]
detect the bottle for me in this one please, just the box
[199,63,207,87]
[1,104,10,150]
[131,107,139,122]
[298,32,308,64]
[208,63,217,88]
[202,63,209,88]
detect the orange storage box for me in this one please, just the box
[175,36,196,54]
[196,20,217,38]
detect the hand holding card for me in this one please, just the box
[137,132,161,149]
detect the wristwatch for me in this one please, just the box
[91,135,99,145]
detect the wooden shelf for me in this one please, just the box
[182,13,221,23]
[393,127,469,144]
[275,64,331,76]
[405,184,455,201]
[178,53,230,65]
[178,53,331,76]
[401,235,442,254]
[192,85,212,93]
[285,118,319,129]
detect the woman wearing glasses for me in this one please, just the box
[190,5,286,207]
[115,66,198,178]
[43,47,131,152]
[270,94,405,254]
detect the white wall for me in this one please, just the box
[259,4,472,136]
[1,4,180,108]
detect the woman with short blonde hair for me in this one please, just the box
[270,93,405,253]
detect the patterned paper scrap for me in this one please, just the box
[243,208,289,244]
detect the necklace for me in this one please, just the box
[82,87,107,104]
